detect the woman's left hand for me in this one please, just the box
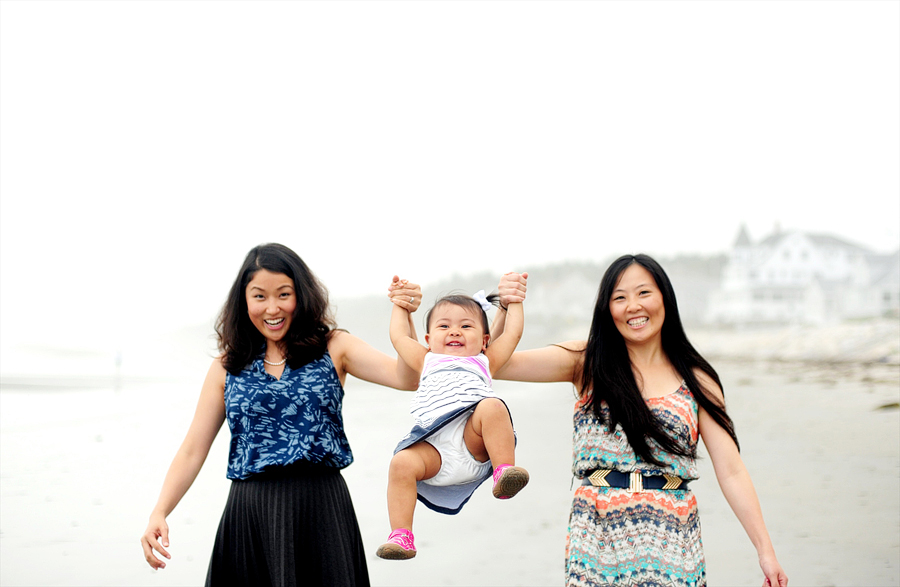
[387,276,422,312]
[760,553,788,587]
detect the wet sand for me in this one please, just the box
[0,359,897,586]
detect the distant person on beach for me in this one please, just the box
[375,280,530,560]
[481,255,788,587]
[140,243,422,587]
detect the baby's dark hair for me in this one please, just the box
[425,293,500,337]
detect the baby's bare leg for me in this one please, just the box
[386,442,441,531]
[463,398,515,465]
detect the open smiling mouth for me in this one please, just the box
[627,317,648,327]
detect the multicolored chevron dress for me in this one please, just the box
[567,383,705,587]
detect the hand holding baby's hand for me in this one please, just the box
[388,276,421,312]
[498,272,528,307]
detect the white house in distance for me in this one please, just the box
[706,225,900,325]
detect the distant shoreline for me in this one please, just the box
[0,374,180,392]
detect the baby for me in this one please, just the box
[377,280,529,560]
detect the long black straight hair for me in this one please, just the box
[580,254,739,465]
[216,243,335,375]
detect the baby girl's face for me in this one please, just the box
[425,304,490,356]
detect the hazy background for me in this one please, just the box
[1,1,899,586]
[1,0,898,374]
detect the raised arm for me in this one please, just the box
[390,302,427,374]
[485,300,523,376]
[387,275,421,316]
[329,278,423,390]
[141,359,227,570]
[490,271,528,341]
[696,371,788,587]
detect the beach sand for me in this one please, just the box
[1,358,897,586]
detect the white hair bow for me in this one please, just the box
[472,290,492,312]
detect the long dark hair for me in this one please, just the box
[581,254,738,465]
[216,243,335,375]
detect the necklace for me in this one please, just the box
[264,357,287,366]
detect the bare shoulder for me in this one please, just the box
[196,357,228,408]
[207,356,227,379]
[326,329,357,357]
[326,329,378,378]
[558,340,588,387]
[327,328,348,346]
[692,367,724,401]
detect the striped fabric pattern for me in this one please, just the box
[410,353,495,427]
[566,385,706,587]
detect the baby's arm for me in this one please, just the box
[490,272,527,341]
[485,300,523,377]
[390,301,427,375]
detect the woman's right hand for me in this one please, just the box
[498,272,528,306]
[760,552,788,586]
[141,512,171,570]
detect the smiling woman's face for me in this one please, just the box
[245,269,297,345]
[608,263,665,346]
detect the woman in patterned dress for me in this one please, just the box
[140,243,423,586]
[490,255,787,587]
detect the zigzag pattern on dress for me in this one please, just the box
[571,385,699,479]
[566,487,704,587]
[567,384,705,586]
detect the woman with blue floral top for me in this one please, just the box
[140,243,422,587]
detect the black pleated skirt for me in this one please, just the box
[205,461,370,587]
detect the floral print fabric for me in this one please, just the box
[225,352,352,480]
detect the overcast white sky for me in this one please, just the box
[1,0,898,354]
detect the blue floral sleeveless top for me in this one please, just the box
[224,352,352,480]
